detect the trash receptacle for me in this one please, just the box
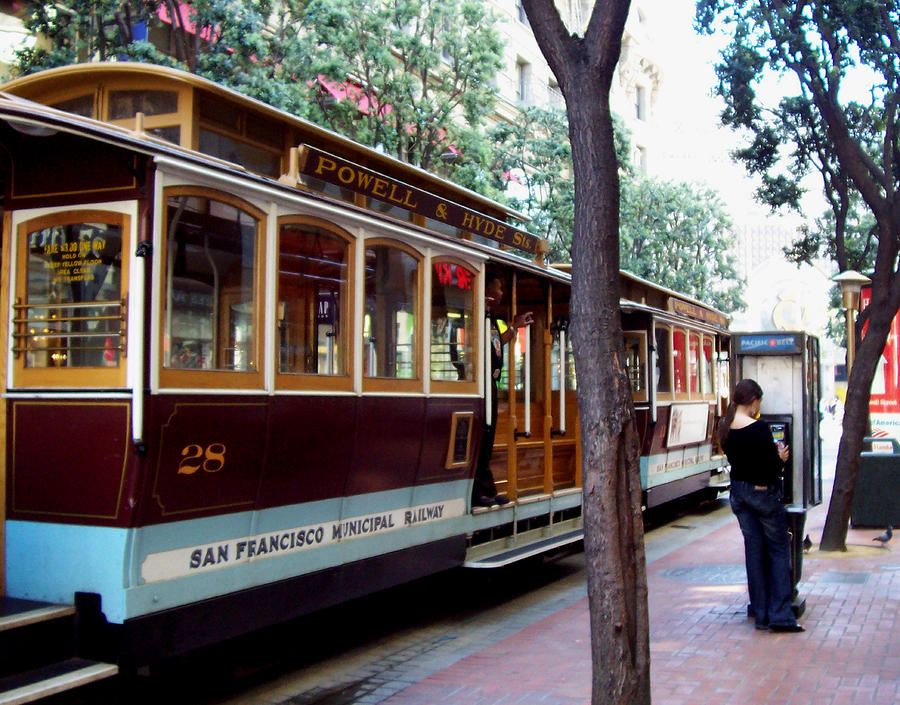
[850,437,900,528]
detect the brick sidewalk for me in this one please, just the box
[383,499,900,705]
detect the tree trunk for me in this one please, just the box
[820,299,895,550]
[520,2,649,703]
[570,86,650,705]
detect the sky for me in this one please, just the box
[637,0,837,342]
[639,0,773,219]
[638,0,821,227]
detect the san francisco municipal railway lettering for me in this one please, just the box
[190,527,326,568]
[405,504,444,524]
[141,499,466,583]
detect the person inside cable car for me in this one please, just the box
[472,272,533,507]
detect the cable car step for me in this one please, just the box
[0,598,75,633]
[464,528,584,568]
[0,658,118,705]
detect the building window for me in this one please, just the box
[635,85,647,121]
[635,145,648,175]
[548,82,564,110]
[516,0,530,25]
[13,211,129,388]
[276,219,352,388]
[161,189,264,389]
[516,60,531,105]
[442,19,453,62]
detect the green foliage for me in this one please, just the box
[488,106,743,311]
[10,0,303,108]
[486,106,575,262]
[696,0,900,271]
[9,0,505,186]
[697,1,900,550]
[695,0,900,334]
[298,0,505,173]
[487,107,635,261]
[620,178,744,313]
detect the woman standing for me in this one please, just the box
[718,379,804,632]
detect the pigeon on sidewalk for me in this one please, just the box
[802,534,813,552]
[873,526,893,547]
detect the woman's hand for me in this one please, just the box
[777,441,789,462]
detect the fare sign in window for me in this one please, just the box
[14,211,129,387]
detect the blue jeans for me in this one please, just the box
[730,481,796,626]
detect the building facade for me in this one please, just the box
[489,0,661,175]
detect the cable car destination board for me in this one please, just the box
[296,144,543,256]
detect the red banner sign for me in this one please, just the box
[862,286,900,417]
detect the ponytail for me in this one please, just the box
[717,402,737,448]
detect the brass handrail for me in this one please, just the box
[13,314,125,324]
[13,297,128,359]
[12,344,125,353]
[12,300,123,310]
[12,330,124,339]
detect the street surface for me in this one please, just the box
[71,494,733,705]
[57,420,840,705]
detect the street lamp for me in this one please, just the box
[833,270,871,374]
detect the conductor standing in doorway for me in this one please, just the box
[472,274,533,507]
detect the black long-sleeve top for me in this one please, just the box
[722,420,784,487]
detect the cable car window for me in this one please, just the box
[624,332,647,402]
[14,211,129,388]
[673,328,687,395]
[717,347,731,416]
[550,327,576,391]
[701,335,714,396]
[108,89,178,120]
[689,332,700,394]
[654,325,672,398]
[431,261,475,383]
[198,93,242,131]
[198,129,282,177]
[162,192,263,383]
[277,222,349,377]
[50,94,95,118]
[245,113,285,150]
[363,243,419,380]
[147,125,181,144]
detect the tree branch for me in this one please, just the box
[765,1,889,209]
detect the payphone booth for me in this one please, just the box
[732,332,823,615]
